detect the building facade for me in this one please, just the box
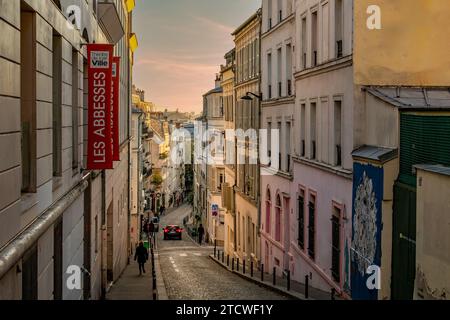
[232,9,262,265]
[260,0,296,277]
[0,0,134,300]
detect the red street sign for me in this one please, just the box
[111,57,120,161]
[87,44,114,170]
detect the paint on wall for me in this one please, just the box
[351,163,383,300]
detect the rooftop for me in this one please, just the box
[366,86,450,110]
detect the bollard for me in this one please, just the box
[227,255,230,267]
[251,261,254,277]
[222,251,224,263]
[214,240,217,257]
[243,259,246,274]
[237,258,239,272]
[287,270,291,291]
[217,249,220,260]
[331,288,336,300]
[261,264,264,282]
[273,267,276,286]
[232,258,235,271]
[305,275,309,299]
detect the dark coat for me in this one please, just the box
[197,226,205,236]
[135,245,148,263]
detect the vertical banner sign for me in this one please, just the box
[111,57,121,161]
[87,44,114,170]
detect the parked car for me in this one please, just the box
[163,225,183,240]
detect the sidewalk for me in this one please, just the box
[106,257,154,300]
[209,254,339,300]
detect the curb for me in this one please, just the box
[209,255,309,301]
[154,251,169,300]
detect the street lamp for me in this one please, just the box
[240,92,262,101]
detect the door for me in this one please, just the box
[391,181,416,300]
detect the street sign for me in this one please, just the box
[211,204,219,217]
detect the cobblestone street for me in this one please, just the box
[156,205,291,300]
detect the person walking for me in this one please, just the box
[197,224,205,245]
[134,241,148,276]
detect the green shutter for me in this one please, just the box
[400,113,450,186]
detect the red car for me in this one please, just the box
[163,225,183,240]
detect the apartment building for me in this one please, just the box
[130,108,144,250]
[260,0,296,277]
[0,0,134,299]
[232,9,262,264]
[221,49,237,256]
[288,0,355,296]
[203,76,225,245]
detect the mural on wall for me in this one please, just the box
[351,163,383,300]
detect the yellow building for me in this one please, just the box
[232,9,262,265]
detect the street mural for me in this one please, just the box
[351,163,383,300]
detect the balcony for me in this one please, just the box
[98,1,125,45]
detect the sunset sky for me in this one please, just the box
[133,0,261,113]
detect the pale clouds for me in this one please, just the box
[133,0,261,112]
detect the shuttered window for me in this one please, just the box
[400,113,450,186]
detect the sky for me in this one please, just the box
[132,0,261,113]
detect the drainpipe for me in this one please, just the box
[0,178,89,280]
[256,9,263,263]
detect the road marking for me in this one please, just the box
[174,269,180,273]
[171,261,175,264]
[193,253,201,256]
[179,253,187,257]
[169,256,174,261]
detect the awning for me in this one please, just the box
[98,1,125,45]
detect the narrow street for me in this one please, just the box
[155,205,291,300]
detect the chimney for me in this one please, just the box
[215,73,221,88]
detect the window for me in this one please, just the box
[275,195,282,242]
[335,0,343,58]
[278,122,282,170]
[301,104,306,157]
[268,0,273,30]
[72,50,79,170]
[297,189,305,249]
[21,10,37,193]
[53,34,63,177]
[310,103,317,160]
[334,100,342,166]
[286,122,291,172]
[331,206,341,283]
[312,11,318,66]
[277,47,282,97]
[286,44,292,96]
[267,53,272,98]
[308,194,316,259]
[278,0,283,23]
[266,190,271,234]
[301,16,307,69]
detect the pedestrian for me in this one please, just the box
[197,224,205,245]
[134,241,148,276]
